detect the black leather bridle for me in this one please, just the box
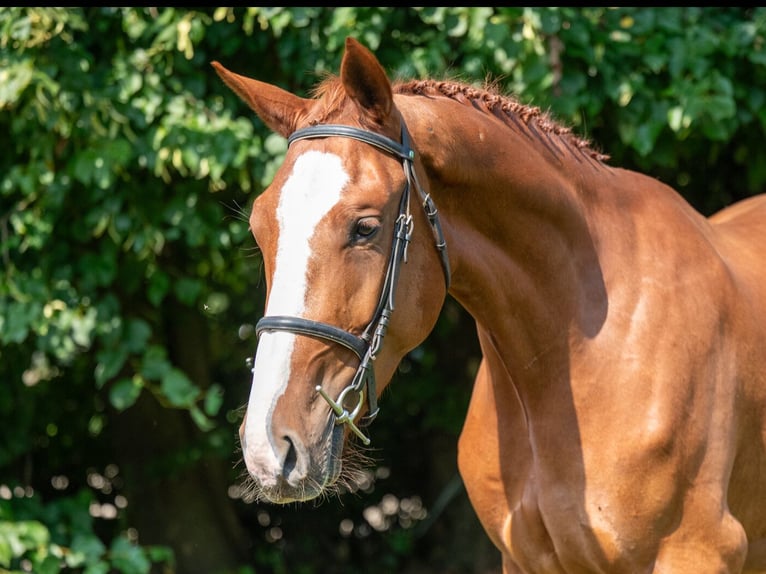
[255,121,450,445]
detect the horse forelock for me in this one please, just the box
[306,74,352,124]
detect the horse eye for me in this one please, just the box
[354,217,380,240]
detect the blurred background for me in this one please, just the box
[2,7,765,574]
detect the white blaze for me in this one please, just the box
[244,151,348,471]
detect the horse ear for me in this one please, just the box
[340,37,393,124]
[211,61,310,138]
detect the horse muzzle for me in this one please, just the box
[239,412,345,503]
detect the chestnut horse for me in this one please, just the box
[213,38,766,573]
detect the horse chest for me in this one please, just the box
[457,355,696,572]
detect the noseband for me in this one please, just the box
[255,121,450,445]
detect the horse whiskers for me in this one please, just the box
[235,468,262,503]
[239,244,261,257]
[331,439,378,497]
[221,199,250,223]
[220,199,262,258]
[232,402,247,420]
[233,434,378,504]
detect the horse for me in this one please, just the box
[213,37,766,573]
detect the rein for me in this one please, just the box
[255,121,450,445]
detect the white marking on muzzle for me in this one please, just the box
[244,151,349,477]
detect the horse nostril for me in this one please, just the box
[277,431,308,485]
[282,435,298,478]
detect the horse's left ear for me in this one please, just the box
[340,37,393,124]
[211,61,311,138]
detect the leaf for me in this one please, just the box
[108,536,150,574]
[160,368,199,408]
[0,531,12,567]
[140,345,170,380]
[67,532,106,567]
[147,269,170,307]
[78,252,117,289]
[667,106,686,132]
[190,405,214,431]
[108,376,143,411]
[72,149,98,185]
[263,132,287,155]
[84,561,111,574]
[173,277,202,305]
[123,318,151,354]
[145,545,174,566]
[35,553,62,574]
[2,300,40,344]
[71,306,98,348]
[0,520,50,562]
[0,58,34,109]
[203,383,224,416]
[17,520,50,545]
[94,347,128,389]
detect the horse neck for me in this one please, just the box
[403,97,610,383]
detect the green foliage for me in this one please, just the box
[1,6,765,573]
[0,489,173,573]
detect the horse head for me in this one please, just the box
[213,38,449,503]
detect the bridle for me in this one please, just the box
[254,120,451,445]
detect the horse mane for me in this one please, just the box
[310,75,609,163]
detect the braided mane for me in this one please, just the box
[395,79,609,163]
[310,76,609,163]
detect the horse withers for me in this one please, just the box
[214,38,766,573]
